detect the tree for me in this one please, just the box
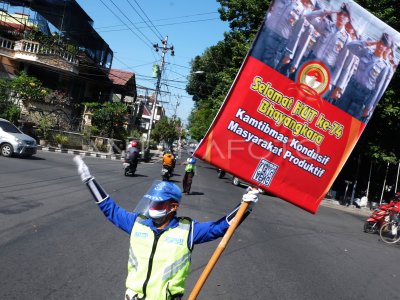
[0,78,21,123]
[186,0,271,139]
[151,116,181,145]
[85,102,128,140]
[11,71,49,105]
[217,0,271,38]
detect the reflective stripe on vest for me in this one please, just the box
[185,164,195,172]
[126,216,192,300]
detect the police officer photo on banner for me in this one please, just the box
[250,0,400,124]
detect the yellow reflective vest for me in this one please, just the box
[185,163,195,173]
[126,215,192,299]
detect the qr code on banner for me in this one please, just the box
[252,159,279,187]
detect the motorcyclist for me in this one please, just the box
[73,155,258,300]
[169,146,176,169]
[162,150,175,177]
[125,141,140,172]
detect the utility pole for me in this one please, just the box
[366,159,373,200]
[344,180,352,206]
[350,154,361,206]
[146,36,174,149]
[395,161,400,193]
[380,162,390,204]
[171,95,181,120]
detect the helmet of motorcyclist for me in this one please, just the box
[133,180,182,225]
[130,141,138,147]
[188,157,197,164]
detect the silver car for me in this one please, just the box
[0,118,37,157]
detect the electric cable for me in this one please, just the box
[126,0,164,40]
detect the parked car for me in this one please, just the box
[0,118,37,157]
[217,169,266,194]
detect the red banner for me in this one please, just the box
[194,0,400,213]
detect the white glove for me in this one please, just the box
[242,187,259,203]
[73,155,92,182]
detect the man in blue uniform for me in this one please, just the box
[286,4,352,85]
[304,5,351,73]
[328,21,360,103]
[331,33,392,121]
[251,0,316,71]
[73,156,258,300]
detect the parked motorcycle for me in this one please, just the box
[379,213,400,244]
[363,206,390,234]
[123,161,137,176]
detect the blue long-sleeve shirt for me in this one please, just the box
[98,198,230,246]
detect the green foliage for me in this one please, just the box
[11,71,49,103]
[0,77,10,100]
[83,102,128,140]
[54,133,69,146]
[0,78,21,123]
[151,116,181,145]
[185,3,267,139]
[217,0,271,39]
[37,115,56,140]
[188,99,220,141]
[128,128,143,141]
[4,105,21,124]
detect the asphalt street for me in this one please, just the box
[0,150,399,299]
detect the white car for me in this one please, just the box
[0,118,37,157]
[218,170,266,194]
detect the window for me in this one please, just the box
[0,121,21,133]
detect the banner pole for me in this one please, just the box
[188,201,250,300]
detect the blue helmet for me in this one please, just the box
[188,157,197,165]
[143,180,182,203]
[133,180,182,215]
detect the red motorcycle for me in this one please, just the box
[363,206,390,234]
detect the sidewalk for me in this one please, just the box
[320,198,371,216]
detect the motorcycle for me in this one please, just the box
[162,166,171,181]
[379,211,400,244]
[363,206,390,234]
[123,160,137,176]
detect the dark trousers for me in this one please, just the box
[183,171,194,193]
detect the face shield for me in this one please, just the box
[133,180,182,218]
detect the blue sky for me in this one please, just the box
[75,0,230,126]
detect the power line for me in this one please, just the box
[99,0,154,53]
[94,11,219,30]
[98,17,220,33]
[128,0,164,40]
[108,0,155,46]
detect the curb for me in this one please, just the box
[321,199,371,217]
[37,146,158,163]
